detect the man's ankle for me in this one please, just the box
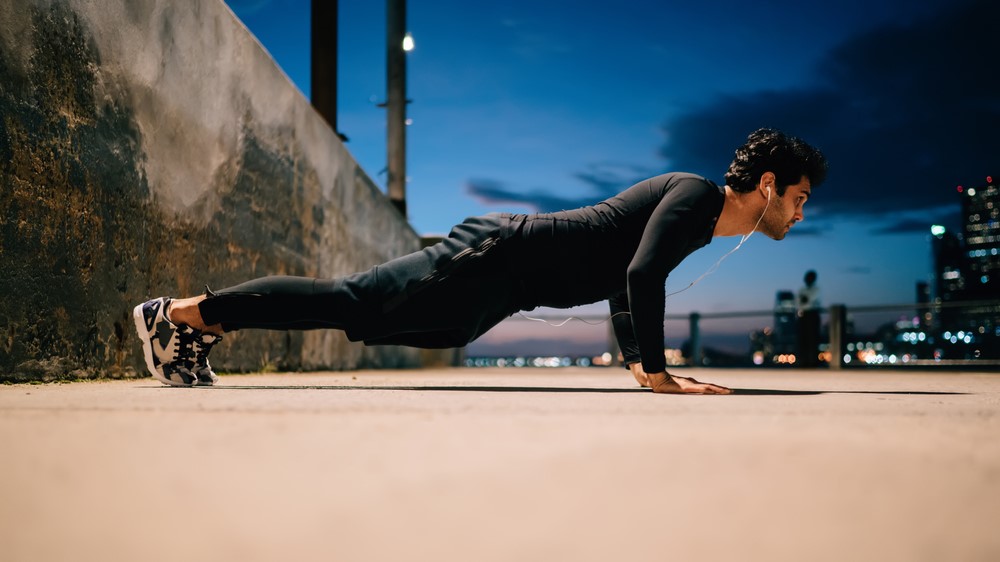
[168,297,200,327]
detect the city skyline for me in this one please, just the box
[224,0,998,356]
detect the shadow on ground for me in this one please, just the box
[150,385,967,396]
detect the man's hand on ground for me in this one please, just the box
[629,363,651,387]
[628,363,732,394]
[650,373,733,394]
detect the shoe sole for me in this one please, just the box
[132,303,191,387]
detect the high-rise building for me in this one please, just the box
[959,176,1000,350]
[929,225,966,330]
[961,176,1000,298]
[928,176,1000,359]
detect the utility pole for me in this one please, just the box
[311,0,345,139]
[386,0,407,217]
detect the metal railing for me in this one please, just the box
[823,300,1000,369]
[497,299,1000,369]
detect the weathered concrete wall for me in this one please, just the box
[0,0,426,381]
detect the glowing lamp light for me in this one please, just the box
[402,33,415,52]
[931,225,946,236]
[957,185,963,192]
[988,176,994,184]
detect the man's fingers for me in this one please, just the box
[684,382,732,394]
[648,374,732,394]
[705,384,733,395]
[665,375,731,394]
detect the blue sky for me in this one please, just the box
[224,0,997,353]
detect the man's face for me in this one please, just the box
[760,175,811,240]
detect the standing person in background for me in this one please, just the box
[797,270,822,367]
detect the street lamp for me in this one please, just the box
[386,0,409,217]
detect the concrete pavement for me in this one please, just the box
[1,368,998,562]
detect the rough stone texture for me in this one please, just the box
[0,0,424,381]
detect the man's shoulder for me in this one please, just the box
[645,172,720,196]
[660,171,710,183]
[657,172,724,204]
[608,172,722,211]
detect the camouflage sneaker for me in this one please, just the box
[190,329,223,385]
[132,297,223,386]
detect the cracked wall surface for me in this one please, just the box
[0,0,424,381]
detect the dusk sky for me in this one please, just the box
[224,0,998,354]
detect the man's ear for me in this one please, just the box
[759,172,776,197]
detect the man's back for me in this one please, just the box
[501,172,725,308]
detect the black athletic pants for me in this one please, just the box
[198,215,522,348]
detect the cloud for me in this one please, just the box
[465,179,594,212]
[466,162,655,212]
[660,0,999,221]
[873,218,945,235]
[843,266,873,275]
[572,162,657,196]
[785,225,826,237]
[871,219,937,235]
[462,0,997,228]
[867,205,962,234]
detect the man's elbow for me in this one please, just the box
[626,265,661,287]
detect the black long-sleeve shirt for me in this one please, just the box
[500,172,725,373]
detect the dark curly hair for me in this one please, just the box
[724,128,828,195]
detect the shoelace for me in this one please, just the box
[169,327,218,367]
[191,332,222,369]
[170,333,196,366]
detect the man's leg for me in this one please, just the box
[194,274,377,335]
[135,273,383,386]
[187,215,508,338]
[134,214,515,384]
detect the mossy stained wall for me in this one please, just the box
[0,0,424,381]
